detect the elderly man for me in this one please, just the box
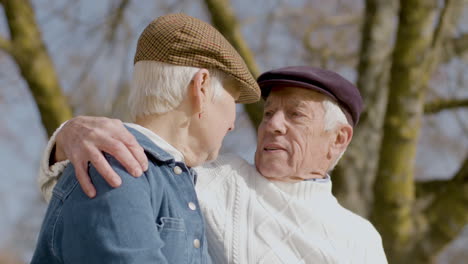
[31,13,260,264]
[38,67,388,263]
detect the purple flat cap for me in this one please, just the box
[257,66,363,126]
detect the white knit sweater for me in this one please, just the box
[195,154,387,264]
[39,125,387,264]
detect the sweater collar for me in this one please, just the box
[258,174,333,201]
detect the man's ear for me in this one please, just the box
[329,124,353,158]
[189,69,210,115]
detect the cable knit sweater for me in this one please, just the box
[39,125,387,264]
[195,154,387,264]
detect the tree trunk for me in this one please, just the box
[370,0,440,262]
[332,0,399,216]
[203,0,264,129]
[0,0,72,137]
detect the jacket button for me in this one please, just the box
[173,166,182,175]
[193,239,201,248]
[188,202,197,211]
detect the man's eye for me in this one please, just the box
[290,111,302,117]
[263,110,275,118]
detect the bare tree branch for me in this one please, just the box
[431,0,454,49]
[424,97,468,114]
[2,0,72,137]
[442,33,468,61]
[256,3,280,59]
[423,0,458,73]
[415,179,449,198]
[203,0,259,77]
[453,110,468,136]
[452,33,468,56]
[302,26,357,67]
[39,1,78,25]
[415,155,467,198]
[302,25,329,68]
[453,156,468,181]
[203,0,264,128]
[410,156,468,262]
[0,34,13,54]
[106,0,130,43]
[71,39,108,92]
[301,13,361,67]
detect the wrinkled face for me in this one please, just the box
[199,83,239,161]
[255,87,334,181]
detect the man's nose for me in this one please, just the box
[266,111,286,134]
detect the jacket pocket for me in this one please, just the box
[156,217,188,263]
[158,216,186,232]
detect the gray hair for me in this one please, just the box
[129,61,226,120]
[322,98,351,171]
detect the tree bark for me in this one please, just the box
[451,33,468,57]
[424,97,468,114]
[203,0,264,129]
[370,0,447,262]
[0,0,72,137]
[332,0,399,216]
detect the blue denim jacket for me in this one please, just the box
[31,127,212,264]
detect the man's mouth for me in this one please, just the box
[263,144,286,152]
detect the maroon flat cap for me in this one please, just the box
[257,66,363,126]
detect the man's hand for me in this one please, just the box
[55,116,148,198]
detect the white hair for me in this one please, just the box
[128,61,226,120]
[321,98,351,171]
[322,99,349,131]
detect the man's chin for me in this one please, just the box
[256,164,287,180]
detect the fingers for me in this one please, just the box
[99,137,143,178]
[61,116,125,194]
[87,148,122,188]
[70,147,122,197]
[118,129,148,174]
[68,116,140,179]
[74,161,97,198]
[129,143,148,172]
[56,116,147,197]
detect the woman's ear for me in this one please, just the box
[189,69,210,115]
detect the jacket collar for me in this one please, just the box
[125,125,176,164]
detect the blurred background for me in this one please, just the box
[0,0,467,263]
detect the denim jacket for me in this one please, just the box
[31,127,212,264]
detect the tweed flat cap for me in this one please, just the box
[257,66,363,126]
[134,13,260,104]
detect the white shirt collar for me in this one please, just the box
[124,123,184,162]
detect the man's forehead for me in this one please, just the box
[264,87,327,106]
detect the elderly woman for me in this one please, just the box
[38,66,387,263]
[31,13,260,264]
